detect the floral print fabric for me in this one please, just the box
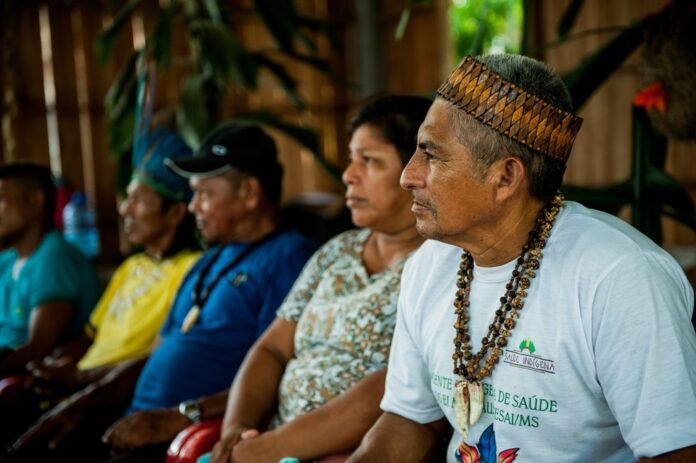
[272,229,409,426]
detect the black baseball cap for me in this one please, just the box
[165,123,283,204]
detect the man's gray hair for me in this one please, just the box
[448,54,575,200]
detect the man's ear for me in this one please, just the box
[28,189,46,213]
[238,176,261,210]
[166,202,188,226]
[489,156,526,202]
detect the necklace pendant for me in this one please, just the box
[180,305,200,334]
[453,380,484,438]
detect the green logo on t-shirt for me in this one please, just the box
[519,337,536,353]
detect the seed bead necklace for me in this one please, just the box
[451,192,563,438]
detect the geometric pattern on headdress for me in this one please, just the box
[437,56,583,163]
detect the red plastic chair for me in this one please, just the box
[0,375,30,407]
[165,418,353,463]
[166,418,223,463]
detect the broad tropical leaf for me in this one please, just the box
[557,0,585,38]
[254,54,305,109]
[189,20,258,88]
[177,74,220,149]
[253,0,316,53]
[95,0,141,64]
[150,1,175,68]
[395,0,432,40]
[562,22,642,110]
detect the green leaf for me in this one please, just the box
[395,9,411,41]
[562,22,643,110]
[104,50,139,171]
[107,100,136,158]
[630,105,668,239]
[105,51,139,122]
[189,20,259,88]
[661,206,696,231]
[283,51,331,73]
[279,51,355,90]
[561,181,631,215]
[254,54,305,109]
[468,5,489,56]
[296,15,340,49]
[94,0,142,64]
[176,75,218,149]
[149,2,175,68]
[396,0,432,40]
[520,0,534,56]
[557,0,585,38]
[646,168,696,218]
[253,0,318,53]
[106,88,137,194]
[203,0,224,24]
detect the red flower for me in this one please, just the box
[633,82,666,113]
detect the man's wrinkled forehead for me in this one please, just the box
[417,99,459,146]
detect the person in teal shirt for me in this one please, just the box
[0,163,99,377]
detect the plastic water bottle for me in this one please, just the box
[62,192,100,258]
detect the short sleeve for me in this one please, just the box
[380,257,445,424]
[276,235,341,322]
[593,251,696,458]
[256,236,317,337]
[28,248,85,309]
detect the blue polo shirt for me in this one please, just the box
[129,229,316,411]
[0,230,100,349]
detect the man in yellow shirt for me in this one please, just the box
[28,128,200,393]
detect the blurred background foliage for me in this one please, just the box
[449,0,522,58]
[97,0,338,195]
[440,0,696,244]
[98,0,695,244]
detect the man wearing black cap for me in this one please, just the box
[8,123,316,462]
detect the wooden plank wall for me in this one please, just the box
[0,0,447,257]
[9,1,687,255]
[539,0,696,246]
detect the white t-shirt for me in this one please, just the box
[382,201,696,462]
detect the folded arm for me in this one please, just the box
[348,412,450,463]
[103,388,231,451]
[0,301,75,376]
[210,317,296,463]
[12,354,148,451]
[231,369,388,463]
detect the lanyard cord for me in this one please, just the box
[191,229,282,312]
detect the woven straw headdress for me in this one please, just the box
[437,56,583,163]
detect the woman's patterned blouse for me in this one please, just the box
[272,228,413,426]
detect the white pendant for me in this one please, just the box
[453,380,484,438]
[180,305,200,334]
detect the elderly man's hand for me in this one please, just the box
[12,394,84,451]
[102,408,191,452]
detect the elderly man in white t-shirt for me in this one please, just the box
[348,54,696,463]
